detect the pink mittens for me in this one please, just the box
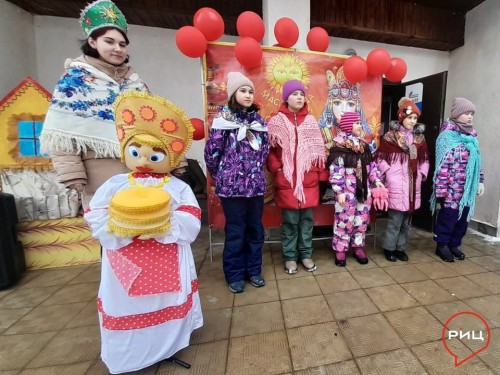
[371,187,389,211]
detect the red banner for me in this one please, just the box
[203,43,382,228]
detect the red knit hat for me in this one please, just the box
[397,97,421,123]
[339,112,361,133]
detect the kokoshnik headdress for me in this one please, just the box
[79,0,128,37]
[114,91,194,168]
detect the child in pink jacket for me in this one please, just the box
[376,98,429,262]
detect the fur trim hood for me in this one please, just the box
[389,121,425,134]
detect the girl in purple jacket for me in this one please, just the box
[204,72,269,293]
[329,112,384,267]
[430,98,483,262]
[376,98,429,262]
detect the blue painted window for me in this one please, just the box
[18,121,45,156]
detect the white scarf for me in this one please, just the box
[211,115,267,150]
[40,60,147,158]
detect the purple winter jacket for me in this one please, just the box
[204,108,269,198]
[433,119,484,210]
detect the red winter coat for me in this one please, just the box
[267,103,328,209]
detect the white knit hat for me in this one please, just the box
[226,72,254,99]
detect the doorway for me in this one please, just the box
[381,72,448,231]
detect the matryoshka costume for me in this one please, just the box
[84,91,202,374]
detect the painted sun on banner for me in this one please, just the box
[203,42,382,229]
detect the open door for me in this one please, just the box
[381,72,447,231]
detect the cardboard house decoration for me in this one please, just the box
[0,77,100,269]
[0,76,52,169]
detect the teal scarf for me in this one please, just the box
[430,130,481,220]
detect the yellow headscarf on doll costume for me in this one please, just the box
[114,91,194,168]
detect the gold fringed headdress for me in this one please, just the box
[114,91,194,168]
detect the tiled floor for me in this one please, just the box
[1,218,500,374]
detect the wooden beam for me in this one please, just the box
[311,0,465,51]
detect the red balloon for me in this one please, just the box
[234,37,262,68]
[236,11,265,42]
[193,7,224,41]
[366,48,391,76]
[306,27,329,52]
[189,118,205,140]
[274,17,299,48]
[385,57,407,82]
[343,56,368,83]
[175,26,207,58]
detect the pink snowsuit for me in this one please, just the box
[328,134,381,253]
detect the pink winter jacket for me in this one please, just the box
[378,158,428,211]
[377,127,429,212]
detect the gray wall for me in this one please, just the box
[446,0,500,233]
[0,1,36,93]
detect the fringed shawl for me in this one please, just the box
[40,58,147,158]
[430,130,481,220]
[268,112,325,203]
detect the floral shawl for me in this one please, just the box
[40,58,147,158]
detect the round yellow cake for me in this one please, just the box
[109,187,171,237]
